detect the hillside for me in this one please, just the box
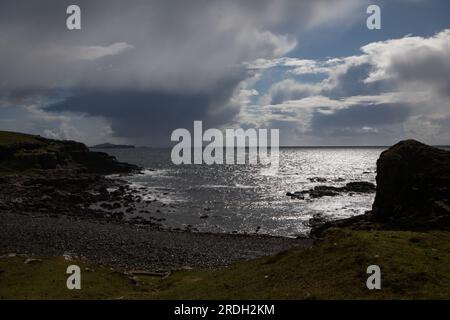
[0,131,139,175]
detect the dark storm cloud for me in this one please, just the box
[0,0,371,144]
[0,0,364,93]
[46,86,240,146]
[0,0,314,144]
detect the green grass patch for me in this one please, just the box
[151,229,450,299]
[0,256,160,300]
[2,229,450,300]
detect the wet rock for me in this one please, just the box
[308,213,328,227]
[309,186,340,198]
[344,181,376,193]
[287,181,375,199]
[286,192,305,200]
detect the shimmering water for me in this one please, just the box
[101,147,385,237]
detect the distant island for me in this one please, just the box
[90,143,135,149]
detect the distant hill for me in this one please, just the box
[90,143,135,149]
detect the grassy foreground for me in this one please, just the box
[1,228,450,300]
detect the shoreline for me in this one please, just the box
[0,168,310,271]
[0,164,372,272]
[0,209,310,271]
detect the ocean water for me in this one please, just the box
[101,147,385,237]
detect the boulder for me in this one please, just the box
[309,186,340,198]
[345,181,376,193]
[372,140,450,229]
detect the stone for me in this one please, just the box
[344,181,376,193]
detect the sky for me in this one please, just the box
[0,0,449,146]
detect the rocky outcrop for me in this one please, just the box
[0,131,140,175]
[311,140,450,237]
[70,146,140,174]
[372,139,450,229]
[287,181,375,199]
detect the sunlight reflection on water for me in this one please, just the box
[101,147,384,237]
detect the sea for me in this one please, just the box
[100,147,386,237]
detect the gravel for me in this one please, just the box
[0,211,310,271]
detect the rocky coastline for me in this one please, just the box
[0,131,307,271]
[1,132,450,299]
[2,132,449,272]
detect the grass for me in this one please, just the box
[0,131,59,176]
[0,255,160,300]
[2,229,450,300]
[0,131,44,147]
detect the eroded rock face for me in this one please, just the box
[372,140,450,229]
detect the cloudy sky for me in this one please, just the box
[0,0,449,146]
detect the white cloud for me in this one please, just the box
[260,29,450,101]
[361,30,450,95]
[244,57,340,75]
[239,29,450,144]
[47,42,135,62]
[260,79,322,105]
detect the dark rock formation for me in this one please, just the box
[287,181,375,199]
[311,140,450,237]
[372,139,450,229]
[0,131,140,175]
[309,214,374,238]
[345,181,376,193]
